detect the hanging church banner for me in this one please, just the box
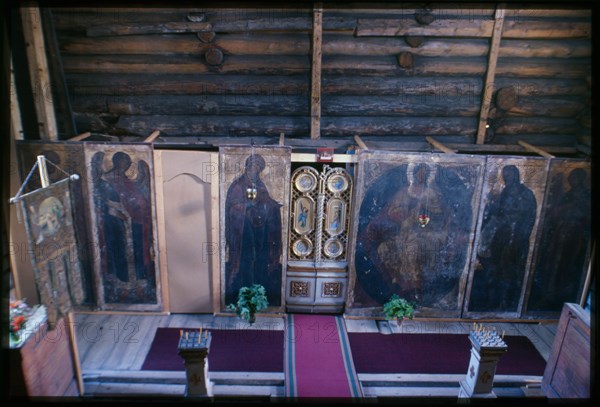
[464,156,548,318]
[20,178,84,328]
[347,151,485,317]
[524,158,592,317]
[219,146,291,311]
[84,143,162,311]
[17,141,95,306]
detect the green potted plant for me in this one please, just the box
[226,284,269,324]
[382,294,416,326]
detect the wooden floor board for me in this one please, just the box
[74,312,558,397]
[77,314,114,369]
[343,318,378,333]
[513,323,552,361]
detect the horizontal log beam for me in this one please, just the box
[356,18,590,38]
[322,95,479,116]
[495,117,580,135]
[55,12,354,33]
[365,140,578,154]
[71,93,583,120]
[116,115,310,137]
[499,96,585,118]
[62,54,590,78]
[53,11,195,32]
[323,76,483,96]
[324,77,588,97]
[87,22,212,37]
[324,5,590,19]
[62,55,312,75]
[491,134,576,147]
[493,78,587,96]
[321,116,476,136]
[74,95,584,126]
[113,115,476,138]
[52,6,591,21]
[59,32,591,60]
[73,95,308,116]
[500,39,591,59]
[67,73,309,96]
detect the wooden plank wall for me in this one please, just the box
[50,3,591,146]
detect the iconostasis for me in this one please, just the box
[15,141,592,319]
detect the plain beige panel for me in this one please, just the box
[161,150,213,313]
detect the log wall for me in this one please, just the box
[49,3,591,145]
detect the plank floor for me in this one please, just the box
[74,313,284,371]
[74,313,557,398]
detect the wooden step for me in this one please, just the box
[84,381,284,398]
[364,385,527,398]
[84,381,185,397]
[359,373,542,388]
[82,369,285,398]
[83,370,185,384]
[209,371,285,386]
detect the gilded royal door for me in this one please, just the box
[286,165,353,313]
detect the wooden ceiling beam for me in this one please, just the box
[310,2,323,140]
[21,5,58,140]
[426,136,457,154]
[517,140,555,158]
[476,4,505,145]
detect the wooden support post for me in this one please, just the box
[354,135,369,150]
[476,4,505,145]
[10,58,24,141]
[517,140,555,158]
[66,311,84,395]
[21,5,58,140]
[426,136,457,154]
[68,131,91,141]
[580,242,594,308]
[41,8,77,136]
[310,3,323,140]
[144,130,161,143]
[9,59,28,300]
[279,132,285,146]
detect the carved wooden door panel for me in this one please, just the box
[286,165,353,313]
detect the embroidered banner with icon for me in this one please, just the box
[20,178,84,328]
[17,141,95,306]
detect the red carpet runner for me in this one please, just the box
[285,314,362,398]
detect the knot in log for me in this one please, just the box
[496,86,518,111]
[397,52,414,69]
[187,13,206,22]
[415,9,435,25]
[404,36,425,48]
[197,31,216,43]
[205,48,224,66]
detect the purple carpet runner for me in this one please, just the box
[285,314,362,398]
[141,328,284,372]
[348,332,546,375]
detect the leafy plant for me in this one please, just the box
[382,294,415,321]
[226,284,269,324]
